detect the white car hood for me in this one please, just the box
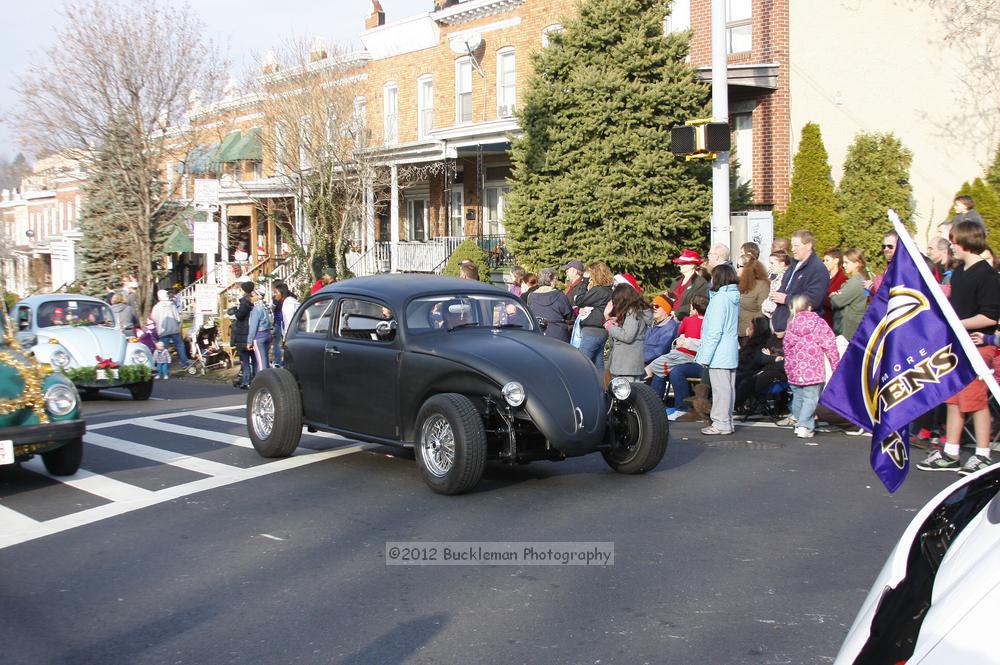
[835,466,1000,664]
[40,325,128,365]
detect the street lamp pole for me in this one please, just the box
[711,0,730,249]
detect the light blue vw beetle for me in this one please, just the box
[11,294,155,400]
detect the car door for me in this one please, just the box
[324,297,400,440]
[13,305,33,347]
[285,296,336,423]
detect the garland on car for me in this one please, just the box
[0,319,49,423]
[62,364,152,385]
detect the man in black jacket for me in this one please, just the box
[769,229,829,334]
[229,280,255,388]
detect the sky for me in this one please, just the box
[0,0,416,160]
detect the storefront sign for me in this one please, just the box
[193,221,219,254]
[194,284,220,314]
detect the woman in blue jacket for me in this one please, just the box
[694,264,741,435]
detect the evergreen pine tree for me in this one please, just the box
[986,144,1000,196]
[79,119,173,305]
[955,178,1000,239]
[730,151,753,211]
[506,0,711,287]
[778,123,842,252]
[837,132,914,269]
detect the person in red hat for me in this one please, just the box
[670,249,709,321]
[613,273,640,291]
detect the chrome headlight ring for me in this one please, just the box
[501,381,526,407]
[609,377,632,401]
[50,349,71,369]
[44,384,78,417]
[130,349,151,366]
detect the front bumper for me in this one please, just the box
[1,420,87,459]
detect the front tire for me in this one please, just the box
[247,368,302,458]
[42,437,83,476]
[415,394,487,495]
[128,379,154,401]
[602,382,668,474]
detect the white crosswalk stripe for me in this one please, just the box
[0,406,373,550]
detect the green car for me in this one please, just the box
[0,317,86,476]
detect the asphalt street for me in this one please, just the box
[0,377,960,665]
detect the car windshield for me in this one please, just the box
[36,299,115,328]
[406,294,535,333]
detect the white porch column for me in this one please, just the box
[219,206,229,284]
[390,164,399,273]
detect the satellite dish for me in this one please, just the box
[449,31,482,54]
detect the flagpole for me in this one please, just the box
[888,209,1000,404]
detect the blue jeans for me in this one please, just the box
[156,362,169,379]
[160,333,189,365]
[790,384,822,431]
[577,332,607,374]
[272,330,283,366]
[667,362,703,409]
[251,334,273,380]
[238,346,255,387]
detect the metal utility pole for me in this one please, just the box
[711,0,730,248]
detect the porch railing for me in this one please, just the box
[348,234,515,277]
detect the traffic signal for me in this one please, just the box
[670,120,731,158]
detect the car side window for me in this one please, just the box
[296,298,336,337]
[336,298,396,342]
[15,306,31,331]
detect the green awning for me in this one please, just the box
[163,225,193,254]
[176,142,220,174]
[220,128,262,162]
[216,130,244,163]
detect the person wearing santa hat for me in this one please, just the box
[669,249,709,321]
[613,273,640,291]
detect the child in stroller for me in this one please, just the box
[188,319,233,375]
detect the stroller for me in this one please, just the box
[188,319,233,375]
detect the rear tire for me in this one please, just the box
[42,437,83,476]
[128,379,154,401]
[247,368,302,458]
[602,382,668,474]
[415,394,487,495]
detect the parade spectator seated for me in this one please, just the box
[734,318,787,415]
[644,294,706,380]
[644,294,678,399]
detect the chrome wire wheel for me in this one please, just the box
[251,388,275,440]
[420,414,456,477]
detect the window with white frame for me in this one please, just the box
[664,0,691,34]
[299,116,311,170]
[354,96,367,148]
[417,76,434,139]
[733,113,753,188]
[383,82,398,145]
[541,24,563,47]
[407,197,429,241]
[449,187,464,237]
[496,49,516,118]
[727,0,752,54]
[456,58,473,124]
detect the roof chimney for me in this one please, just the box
[310,36,328,62]
[365,0,385,30]
[262,50,279,75]
[434,0,461,10]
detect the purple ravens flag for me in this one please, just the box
[820,212,983,492]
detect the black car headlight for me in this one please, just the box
[609,377,632,401]
[44,384,77,417]
[50,349,71,369]
[502,381,526,407]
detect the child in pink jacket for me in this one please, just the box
[781,296,840,441]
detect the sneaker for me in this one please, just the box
[667,409,687,422]
[775,416,798,428]
[916,450,960,472]
[794,426,817,443]
[958,454,993,476]
[163,375,169,380]
[844,427,867,436]
[701,425,733,435]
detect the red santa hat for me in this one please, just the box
[613,273,640,291]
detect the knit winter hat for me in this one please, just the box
[651,294,673,314]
